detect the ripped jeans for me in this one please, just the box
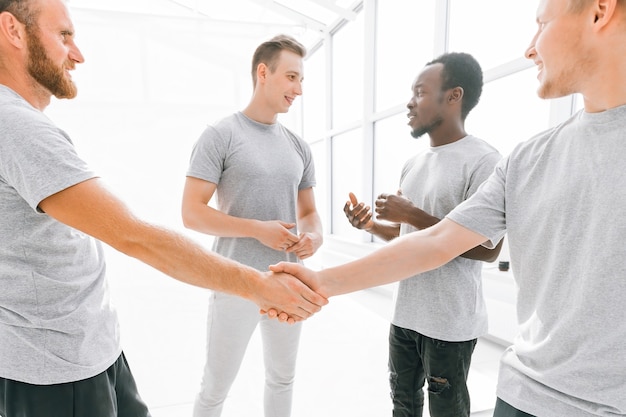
[388,324,477,417]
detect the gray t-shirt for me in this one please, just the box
[448,106,626,416]
[186,112,316,271]
[392,135,501,341]
[0,85,121,384]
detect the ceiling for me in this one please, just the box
[69,0,361,51]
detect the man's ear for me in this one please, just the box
[591,0,617,31]
[448,87,464,104]
[256,62,268,85]
[0,12,27,48]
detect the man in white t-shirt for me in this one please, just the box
[182,34,323,417]
[272,0,626,415]
[344,52,502,417]
[0,2,325,416]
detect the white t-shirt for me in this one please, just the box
[392,135,501,341]
[186,111,316,271]
[0,85,121,384]
[448,106,626,416]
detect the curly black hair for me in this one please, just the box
[427,52,483,120]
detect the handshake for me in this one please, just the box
[251,191,424,323]
[255,262,331,325]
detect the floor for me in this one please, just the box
[105,247,505,417]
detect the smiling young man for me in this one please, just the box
[344,52,502,417]
[181,34,323,417]
[271,0,626,415]
[0,1,326,416]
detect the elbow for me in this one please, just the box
[181,213,194,230]
[181,205,199,231]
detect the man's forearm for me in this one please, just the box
[316,219,486,297]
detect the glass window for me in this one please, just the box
[310,140,329,234]
[331,13,365,127]
[145,40,237,107]
[331,128,364,238]
[448,1,537,70]
[373,113,429,201]
[71,23,145,103]
[466,67,552,157]
[376,0,436,112]
[372,113,429,243]
[303,47,327,141]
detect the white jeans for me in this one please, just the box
[192,291,302,417]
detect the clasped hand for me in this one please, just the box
[258,262,327,324]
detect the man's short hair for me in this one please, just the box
[0,0,38,28]
[251,34,306,87]
[427,52,483,120]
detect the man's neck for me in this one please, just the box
[0,73,51,111]
[429,125,467,147]
[242,98,278,125]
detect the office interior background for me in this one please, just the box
[47,0,584,415]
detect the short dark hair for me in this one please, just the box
[427,52,483,120]
[0,0,38,27]
[251,34,306,88]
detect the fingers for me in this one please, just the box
[285,234,315,259]
[261,265,329,323]
[344,198,372,228]
[260,308,301,325]
[280,222,296,230]
[343,201,352,216]
[349,192,358,206]
[277,233,300,251]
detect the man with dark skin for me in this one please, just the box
[344,52,502,417]
[271,0,626,415]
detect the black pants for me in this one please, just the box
[493,398,535,417]
[0,352,150,417]
[388,324,477,417]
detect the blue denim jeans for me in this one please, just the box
[388,324,477,417]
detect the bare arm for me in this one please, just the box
[39,178,327,320]
[375,192,502,262]
[272,218,489,298]
[181,176,300,251]
[286,187,323,259]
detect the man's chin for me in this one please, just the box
[55,91,78,100]
[410,129,426,139]
[53,84,78,100]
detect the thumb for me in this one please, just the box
[348,192,358,206]
[280,222,296,230]
[270,261,302,277]
[268,262,286,273]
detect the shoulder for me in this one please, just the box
[464,135,501,156]
[0,101,71,153]
[0,89,47,132]
[507,121,564,162]
[453,136,502,170]
[196,113,240,146]
[279,123,312,152]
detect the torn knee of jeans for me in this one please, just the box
[427,376,450,395]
